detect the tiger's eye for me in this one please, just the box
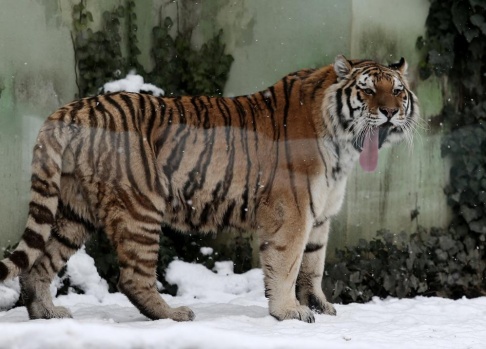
[364,88,374,95]
[393,89,402,96]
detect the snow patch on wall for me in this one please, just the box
[103,72,165,96]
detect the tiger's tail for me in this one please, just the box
[0,117,71,281]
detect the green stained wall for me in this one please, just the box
[0,0,76,248]
[0,0,144,249]
[201,0,352,96]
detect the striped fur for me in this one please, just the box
[0,55,418,322]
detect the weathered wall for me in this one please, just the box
[0,0,139,249]
[0,1,446,262]
[0,0,77,249]
[332,0,448,253]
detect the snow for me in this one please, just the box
[0,277,20,310]
[199,246,214,256]
[102,72,165,96]
[65,246,109,301]
[1,254,486,349]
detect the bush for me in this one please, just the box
[324,226,486,304]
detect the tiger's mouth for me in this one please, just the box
[353,124,393,172]
[353,124,392,151]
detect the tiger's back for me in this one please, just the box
[0,56,418,323]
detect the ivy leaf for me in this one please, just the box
[470,13,486,34]
[452,1,470,33]
[464,27,480,42]
[470,0,486,9]
[469,218,486,233]
[164,16,173,29]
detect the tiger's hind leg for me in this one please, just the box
[296,218,336,316]
[20,204,90,319]
[103,204,194,322]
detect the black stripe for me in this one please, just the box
[52,229,81,250]
[104,94,131,185]
[161,127,191,179]
[282,77,301,213]
[23,228,45,250]
[335,88,349,130]
[69,99,85,125]
[344,83,357,121]
[331,142,342,180]
[116,188,163,225]
[182,98,214,201]
[216,98,232,148]
[29,202,54,225]
[304,243,323,253]
[212,99,236,206]
[233,97,251,221]
[262,91,280,197]
[129,188,163,217]
[221,201,236,228]
[154,107,173,153]
[268,86,278,109]
[173,97,187,136]
[58,201,96,232]
[190,96,203,130]
[182,127,215,200]
[121,94,154,192]
[311,70,331,100]
[9,250,29,270]
[0,262,8,280]
[31,174,59,198]
[156,98,168,128]
[306,174,316,218]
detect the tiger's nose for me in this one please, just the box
[379,107,398,118]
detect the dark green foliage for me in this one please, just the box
[151,21,233,96]
[72,0,233,98]
[72,1,126,97]
[85,232,120,293]
[324,227,486,304]
[417,0,486,245]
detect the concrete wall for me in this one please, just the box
[0,0,77,249]
[0,0,129,249]
[0,1,447,260]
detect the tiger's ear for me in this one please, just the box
[334,55,352,79]
[389,57,408,75]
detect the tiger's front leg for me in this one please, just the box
[258,206,315,323]
[296,218,336,316]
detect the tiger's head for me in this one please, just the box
[326,55,419,172]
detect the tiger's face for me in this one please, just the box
[329,55,419,172]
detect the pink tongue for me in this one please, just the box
[359,129,379,172]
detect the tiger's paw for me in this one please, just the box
[270,304,315,323]
[306,293,336,316]
[168,306,195,322]
[29,305,73,320]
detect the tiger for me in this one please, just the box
[0,55,418,323]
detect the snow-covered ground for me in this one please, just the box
[0,249,486,349]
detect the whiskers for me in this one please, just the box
[402,110,426,154]
[349,113,377,147]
